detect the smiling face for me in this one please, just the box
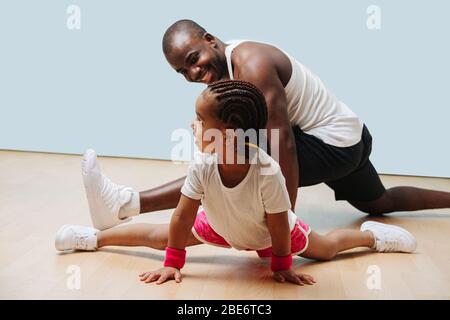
[165,32,228,84]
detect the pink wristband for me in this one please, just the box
[164,247,186,270]
[271,254,292,272]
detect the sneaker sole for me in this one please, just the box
[82,149,129,230]
[82,149,112,230]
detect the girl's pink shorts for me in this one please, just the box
[191,210,311,257]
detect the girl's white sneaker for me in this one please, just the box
[55,224,98,251]
[361,221,417,253]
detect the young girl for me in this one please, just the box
[55,80,417,286]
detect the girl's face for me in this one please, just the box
[192,91,226,154]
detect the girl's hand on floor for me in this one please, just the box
[139,267,182,285]
[273,269,316,285]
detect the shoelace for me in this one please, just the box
[100,175,131,214]
[75,235,89,250]
[376,231,399,252]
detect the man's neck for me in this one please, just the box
[216,39,231,80]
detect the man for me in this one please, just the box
[82,19,450,231]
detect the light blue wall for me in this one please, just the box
[1,0,449,177]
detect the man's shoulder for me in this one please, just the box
[232,41,276,66]
[231,41,292,86]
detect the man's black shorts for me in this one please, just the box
[292,124,386,202]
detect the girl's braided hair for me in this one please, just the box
[207,79,268,133]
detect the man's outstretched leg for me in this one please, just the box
[349,186,450,215]
[82,149,184,230]
[138,177,185,213]
[325,155,450,215]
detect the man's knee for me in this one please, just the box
[349,191,395,215]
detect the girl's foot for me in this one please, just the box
[361,221,417,253]
[82,149,136,230]
[55,225,99,251]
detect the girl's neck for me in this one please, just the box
[215,144,257,188]
[217,162,251,189]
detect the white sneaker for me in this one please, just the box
[55,225,98,251]
[82,149,133,230]
[361,221,417,253]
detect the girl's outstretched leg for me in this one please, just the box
[97,223,170,249]
[55,223,202,251]
[301,221,417,261]
[301,229,374,261]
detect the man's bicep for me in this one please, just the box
[240,65,293,153]
[238,58,291,129]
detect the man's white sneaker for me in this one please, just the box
[55,225,98,251]
[82,149,133,230]
[361,221,417,253]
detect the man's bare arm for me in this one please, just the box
[139,176,185,213]
[237,56,299,209]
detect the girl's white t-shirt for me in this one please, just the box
[181,149,298,250]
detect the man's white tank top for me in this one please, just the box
[225,40,363,148]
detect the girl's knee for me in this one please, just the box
[317,243,338,261]
[146,231,168,250]
[305,233,338,261]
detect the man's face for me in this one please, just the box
[165,32,227,84]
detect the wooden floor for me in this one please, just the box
[1,150,449,300]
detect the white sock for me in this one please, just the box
[364,230,377,249]
[91,232,99,250]
[372,239,377,249]
[118,191,140,219]
[369,231,377,249]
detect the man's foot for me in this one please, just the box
[55,225,98,251]
[361,221,417,253]
[82,149,134,230]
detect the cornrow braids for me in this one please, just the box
[205,80,269,161]
[207,80,268,132]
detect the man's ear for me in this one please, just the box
[203,33,217,46]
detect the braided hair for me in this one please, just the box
[206,79,268,133]
[204,80,269,160]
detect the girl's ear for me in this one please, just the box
[223,128,235,145]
